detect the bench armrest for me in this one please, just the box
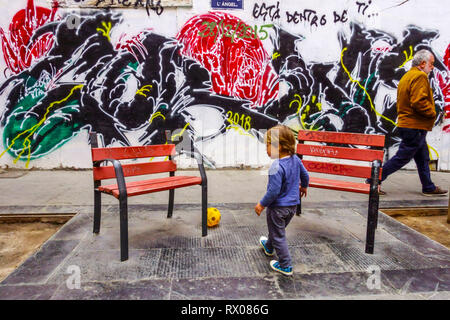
[193,152,207,186]
[164,129,207,185]
[93,158,128,200]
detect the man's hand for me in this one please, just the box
[300,187,308,198]
[255,203,265,216]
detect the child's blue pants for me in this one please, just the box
[266,205,296,268]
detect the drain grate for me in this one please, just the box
[155,247,260,279]
[290,244,350,274]
[327,242,436,271]
[145,235,201,249]
[286,230,346,246]
[202,225,260,248]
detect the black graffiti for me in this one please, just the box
[252,1,280,22]
[252,3,349,28]
[267,25,313,122]
[356,0,372,15]
[95,0,164,16]
[333,10,348,23]
[285,9,327,27]
[0,11,278,165]
[0,9,446,165]
[304,24,444,147]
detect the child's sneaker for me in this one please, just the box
[270,260,293,276]
[259,236,274,256]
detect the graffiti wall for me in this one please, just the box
[0,0,449,169]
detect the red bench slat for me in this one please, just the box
[297,144,384,161]
[297,130,385,147]
[302,160,372,178]
[98,176,202,198]
[309,177,370,194]
[91,144,176,162]
[93,161,176,181]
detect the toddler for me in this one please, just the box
[255,125,309,276]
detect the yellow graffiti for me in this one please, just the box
[97,21,112,41]
[226,111,252,131]
[150,141,169,162]
[0,85,84,168]
[226,125,254,137]
[149,112,166,124]
[398,46,414,69]
[291,94,322,131]
[340,47,397,127]
[225,125,254,137]
[171,122,190,142]
[311,95,322,111]
[428,144,439,161]
[289,94,303,115]
[225,111,254,137]
[272,52,281,60]
[300,104,316,131]
[136,85,153,97]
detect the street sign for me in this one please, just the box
[211,0,243,10]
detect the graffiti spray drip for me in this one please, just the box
[340,47,397,127]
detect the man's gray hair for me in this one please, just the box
[411,49,433,67]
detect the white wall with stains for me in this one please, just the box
[0,0,449,170]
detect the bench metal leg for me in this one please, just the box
[296,199,302,216]
[365,196,378,254]
[93,189,101,234]
[119,198,129,261]
[202,183,207,237]
[365,160,381,254]
[168,189,174,218]
[374,195,380,230]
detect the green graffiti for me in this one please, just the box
[1,82,84,167]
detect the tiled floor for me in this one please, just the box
[1,203,449,300]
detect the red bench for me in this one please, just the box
[90,132,207,261]
[296,130,385,254]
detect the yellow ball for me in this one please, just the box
[207,207,221,227]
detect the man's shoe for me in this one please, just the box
[259,236,274,256]
[422,186,448,197]
[270,260,293,276]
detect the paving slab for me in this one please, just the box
[1,204,449,299]
[0,169,449,300]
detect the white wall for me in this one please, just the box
[0,0,449,169]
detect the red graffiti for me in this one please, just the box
[176,12,278,108]
[437,44,450,132]
[0,0,58,74]
[371,46,392,53]
[116,29,153,62]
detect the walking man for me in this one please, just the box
[379,49,447,196]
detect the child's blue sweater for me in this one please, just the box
[260,155,309,208]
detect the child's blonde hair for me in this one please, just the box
[266,125,296,155]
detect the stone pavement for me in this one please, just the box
[0,168,449,300]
